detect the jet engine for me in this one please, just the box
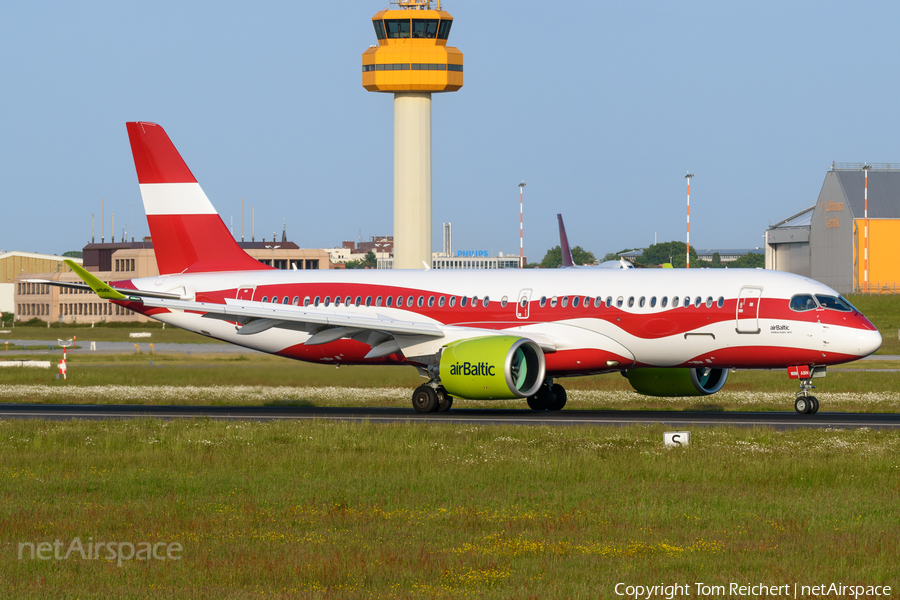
[439,336,545,400]
[624,367,729,397]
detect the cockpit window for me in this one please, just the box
[815,294,853,312]
[789,294,818,312]
[385,19,411,39]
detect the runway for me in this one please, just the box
[0,403,898,429]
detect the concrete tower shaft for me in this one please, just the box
[394,93,432,269]
[363,1,463,269]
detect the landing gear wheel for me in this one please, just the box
[794,396,812,414]
[808,396,819,414]
[527,385,552,410]
[436,387,453,413]
[548,383,567,411]
[412,385,439,413]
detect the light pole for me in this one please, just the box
[685,172,694,268]
[863,164,871,293]
[265,245,280,269]
[518,181,526,269]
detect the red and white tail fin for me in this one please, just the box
[126,122,270,275]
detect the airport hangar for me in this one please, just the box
[766,163,900,295]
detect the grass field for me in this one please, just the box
[1,419,897,598]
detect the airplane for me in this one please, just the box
[35,122,882,415]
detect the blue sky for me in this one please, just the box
[2,1,899,261]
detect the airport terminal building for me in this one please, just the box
[766,164,900,294]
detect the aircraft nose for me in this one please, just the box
[854,327,882,357]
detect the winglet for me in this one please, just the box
[64,260,128,300]
[557,214,575,268]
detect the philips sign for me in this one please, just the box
[457,250,489,258]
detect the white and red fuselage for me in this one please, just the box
[116,268,879,375]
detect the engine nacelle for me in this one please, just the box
[439,336,545,400]
[624,367,729,397]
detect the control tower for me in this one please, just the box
[362,0,463,269]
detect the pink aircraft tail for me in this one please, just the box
[126,122,270,275]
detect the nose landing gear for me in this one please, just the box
[794,378,819,414]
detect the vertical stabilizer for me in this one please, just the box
[126,122,270,275]
[557,214,575,268]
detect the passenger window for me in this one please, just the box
[483,297,489,307]
[594,296,602,308]
[449,296,456,307]
[314,296,320,307]
[500,296,508,307]
[304,297,311,307]
[334,297,342,307]
[354,296,361,307]
[660,297,668,308]
[323,297,330,307]
[616,296,623,308]
[561,296,569,308]
[461,296,468,307]
[292,296,299,306]
[639,297,646,308]
[694,297,702,308]
[396,296,404,307]
[540,296,547,308]
[408,295,414,307]
[628,297,635,308]
[672,297,680,308]
[386,296,393,307]
[417,296,424,307]
[346,296,352,306]
[606,296,612,308]
[438,296,445,307]
[365,296,372,307]
[261,296,268,303]
[572,296,580,308]
[375,296,382,307]
[283,296,289,305]
[706,297,713,308]
[790,295,817,312]
[471,296,478,307]
[650,297,657,308]
[717,297,724,308]
[428,296,435,307]
[550,297,558,308]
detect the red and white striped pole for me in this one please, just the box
[518,181,526,268]
[685,173,694,268]
[863,164,870,293]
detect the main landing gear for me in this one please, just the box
[794,378,819,415]
[527,382,567,411]
[412,385,453,414]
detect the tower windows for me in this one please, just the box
[438,19,452,39]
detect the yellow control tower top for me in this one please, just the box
[362,0,463,93]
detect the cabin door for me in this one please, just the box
[736,287,762,334]
[236,286,255,301]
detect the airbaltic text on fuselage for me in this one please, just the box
[449,362,496,377]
